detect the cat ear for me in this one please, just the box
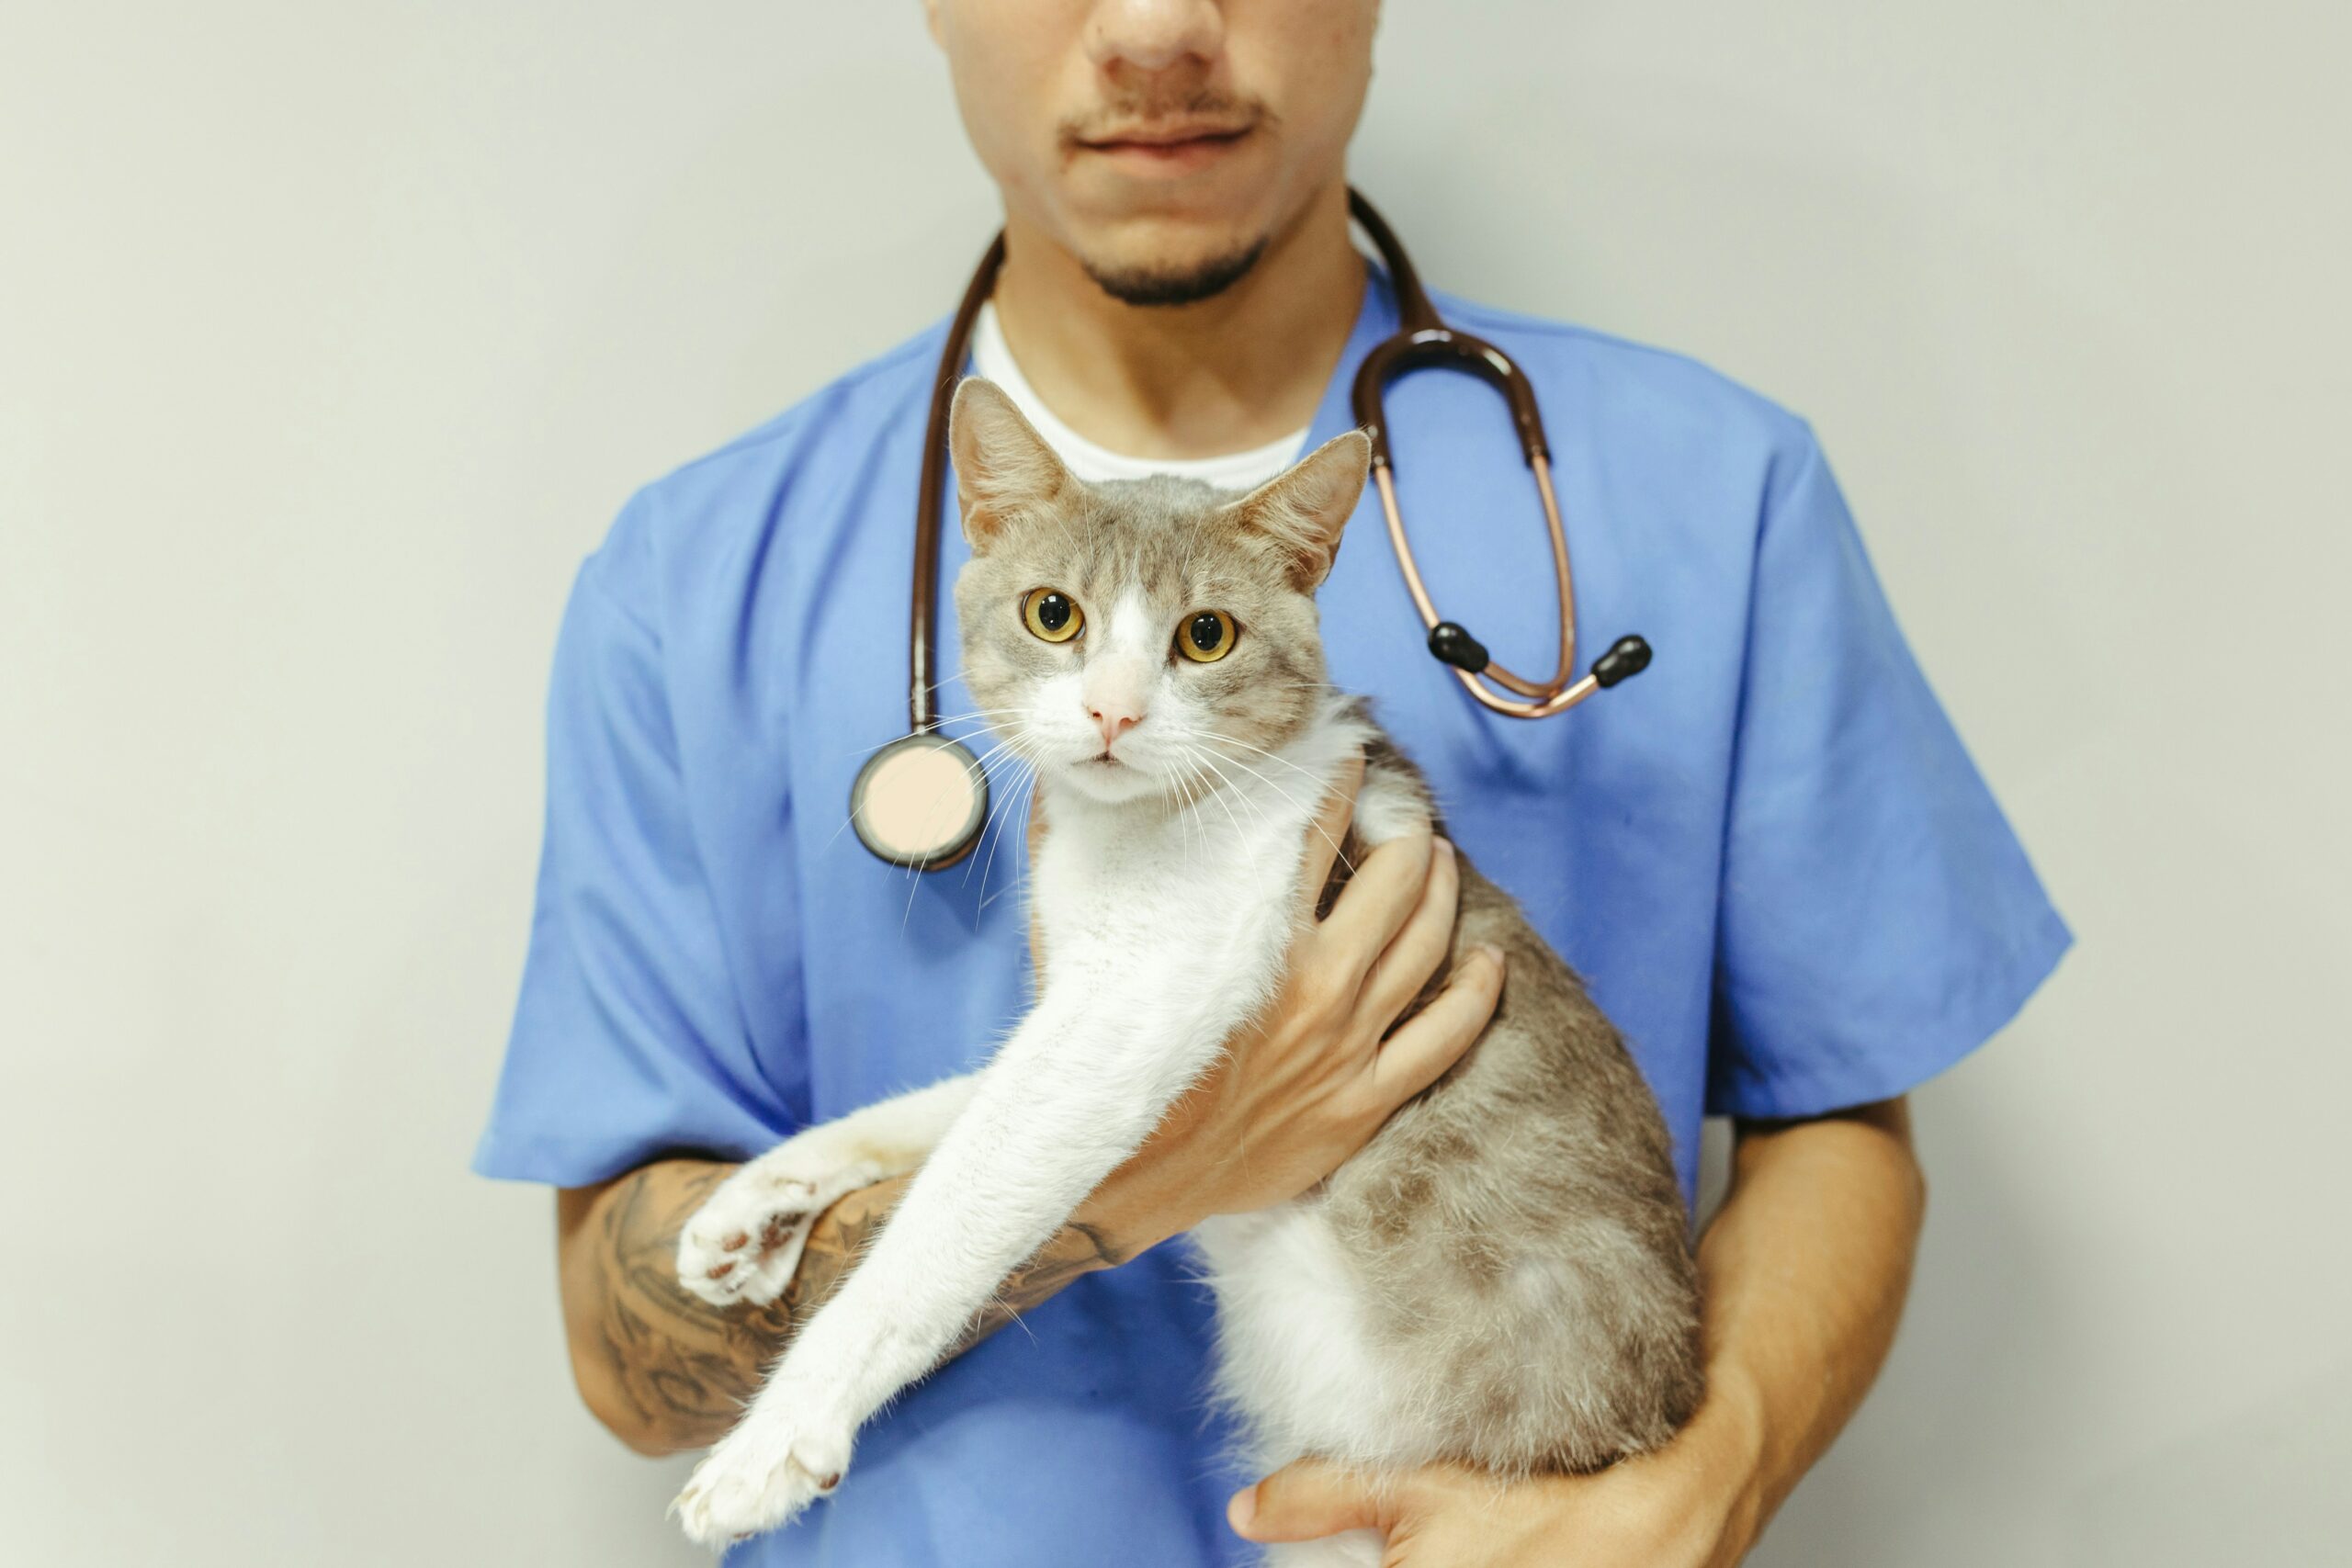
[1226,429,1372,590]
[948,377,1072,550]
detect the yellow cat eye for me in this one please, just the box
[1022,587,1083,644]
[1176,609,1237,663]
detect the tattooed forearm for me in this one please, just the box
[962,1218,1133,1348]
[560,1160,797,1450]
[556,1158,1137,1455]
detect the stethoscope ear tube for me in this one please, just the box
[1348,186,1656,722]
[908,233,1009,737]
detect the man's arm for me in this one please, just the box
[556,1160,1130,1456]
[1231,1096,1928,1565]
[1701,1097,1927,1536]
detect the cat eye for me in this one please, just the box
[1176,609,1237,664]
[1022,587,1084,644]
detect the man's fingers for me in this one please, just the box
[1368,943,1507,1102]
[1317,830,1436,978]
[1291,752,1366,923]
[1358,838,1460,1028]
[1228,1459,1390,1544]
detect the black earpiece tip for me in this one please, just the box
[1428,621,1491,673]
[1591,634,1652,688]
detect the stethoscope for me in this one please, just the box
[850,189,1653,872]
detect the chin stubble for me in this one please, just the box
[1080,235,1270,308]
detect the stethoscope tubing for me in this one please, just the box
[909,231,1008,734]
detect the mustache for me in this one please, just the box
[1059,88,1272,144]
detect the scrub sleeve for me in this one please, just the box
[472,497,794,1187]
[1705,430,2071,1118]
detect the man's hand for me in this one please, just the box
[1227,1373,1768,1566]
[1062,753,1510,1257]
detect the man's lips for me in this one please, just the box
[1076,122,1253,172]
[1083,118,1252,148]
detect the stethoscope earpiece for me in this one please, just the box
[1427,621,1491,673]
[1425,624,1654,704]
[1350,188,1657,725]
[1591,634,1652,689]
[849,731,990,872]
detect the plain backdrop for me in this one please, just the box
[4,3,2346,1563]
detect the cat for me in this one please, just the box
[666,378,1703,1561]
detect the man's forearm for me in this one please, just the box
[1697,1097,1928,1551]
[556,1157,1133,1455]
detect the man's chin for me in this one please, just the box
[1081,239,1266,308]
[1068,209,1272,309]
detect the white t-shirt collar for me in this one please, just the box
[967,302,1311,492]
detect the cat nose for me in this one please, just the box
[1087,699,1145,750]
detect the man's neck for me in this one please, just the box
[989,181,1364,462]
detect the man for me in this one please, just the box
[476,3,2070,1562]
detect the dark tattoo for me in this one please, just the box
[587,1163,795,1444]
[582,1161,1138,1450]
[960,1218,1130,1348]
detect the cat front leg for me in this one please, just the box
[673,996,1214,1545]
[676,1075,978,1308]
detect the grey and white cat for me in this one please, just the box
[669,378,1702,1561]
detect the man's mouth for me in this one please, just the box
[1076,119,1254,173]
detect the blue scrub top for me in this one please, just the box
[475,269,2069,1566]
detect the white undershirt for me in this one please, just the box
[968,302,1311,491]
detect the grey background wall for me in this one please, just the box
[4,3,2345,1562]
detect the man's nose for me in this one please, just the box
[1086,0,1224,73]
[1087,694,1147,750]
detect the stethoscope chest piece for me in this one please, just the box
[849,731,990,871]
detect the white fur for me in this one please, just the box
[677,1077,979,1310]
[671,695,1380,1546]
[1185,762,1434,1568]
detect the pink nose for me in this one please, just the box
[1089,702,1144,750]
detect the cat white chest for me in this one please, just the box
[1033,772,1317,998]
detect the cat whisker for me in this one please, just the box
[1196,747,1354,874]
[1179,744,1260,852]
[973,762,1044,919]
[830,709,1032,761]
[965,742,1040,900]
[888,728,1045,931]
[1167,745,1233,860]
[1191,751,1287,872]
[1198,728,1338,786]
[822,721,1036,858]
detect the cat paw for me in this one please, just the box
[671,1409,854,1546]
[677,1132,886,1308]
